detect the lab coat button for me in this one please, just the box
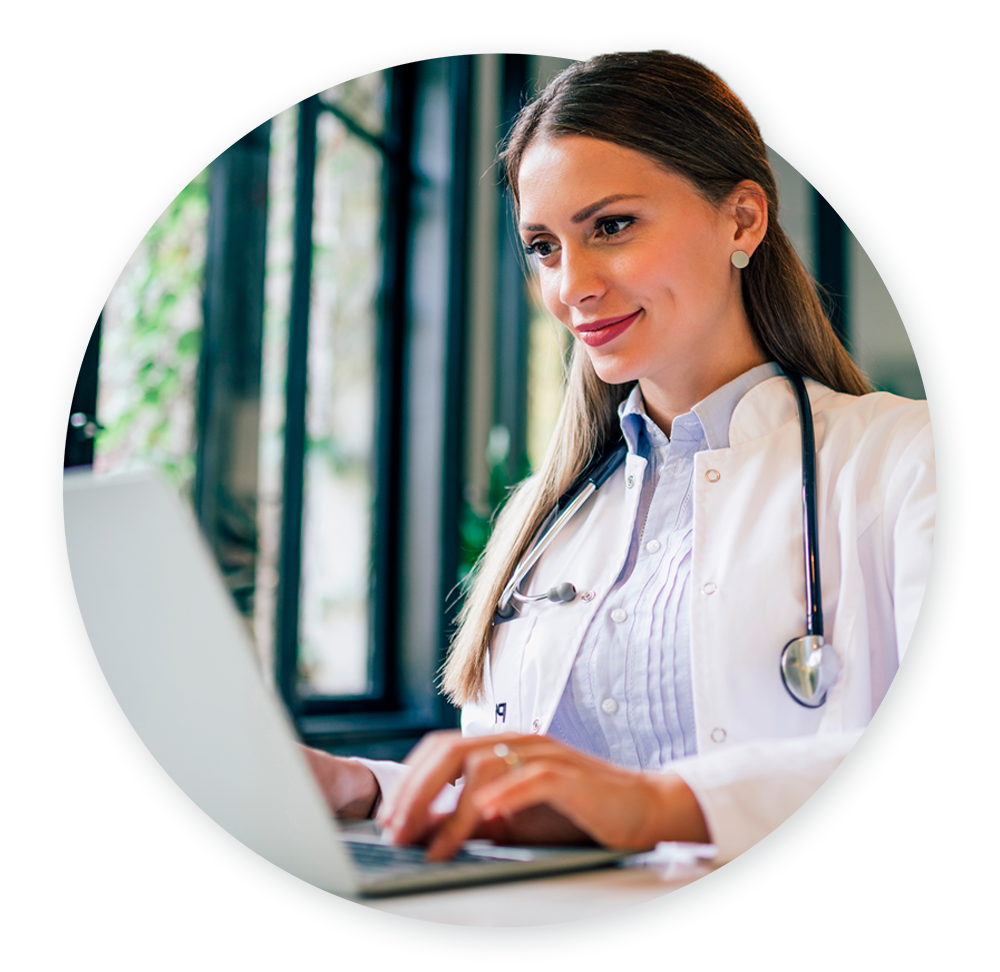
[601,698,618,715]
[645,540,661,553]
[531,718,541,733]
[701,582,717,595]
[706,469,721,483]
[711,727,727,743]
[610,608,628,623]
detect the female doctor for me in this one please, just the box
[302,51,935,865]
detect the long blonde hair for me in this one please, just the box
[441,51,869,705]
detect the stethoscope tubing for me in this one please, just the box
[495,372,822,645]
[496,441,628,619]
[786,371,824,639]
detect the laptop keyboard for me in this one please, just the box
[345,839,532,874]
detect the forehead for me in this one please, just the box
[516,135,694,221]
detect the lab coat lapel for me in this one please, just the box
[494,455,645,736]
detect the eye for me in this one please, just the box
[524,238,560,260]
[595,216,635,238]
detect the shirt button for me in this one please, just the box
[610,608,628,624]
[702,582,717,595]
[601,698,619,715]
[626,474,636,489]
[581,590,596,602]
[706,469,721,483]
[531,718,541,733]
[711,727,727,743]
[645,540,661,554]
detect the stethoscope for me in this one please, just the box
[494,371,839,708]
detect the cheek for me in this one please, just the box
[538,273,568,322]
[631,242,720,304]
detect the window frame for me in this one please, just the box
[71,61,480,758]
[274,59,474,751]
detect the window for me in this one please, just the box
[75,59,483,758]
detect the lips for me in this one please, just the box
[574,310,641,348]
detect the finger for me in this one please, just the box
[423,750,511,861]
[383,731,467,840]
[473,762,661,850]
[386,734,571,844]
[472,761,580,822]
[386,732,523,843]
[471,760,623,844]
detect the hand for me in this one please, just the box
[299,745,380,819]
[382,731,710,861]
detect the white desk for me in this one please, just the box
[63,857,937,928]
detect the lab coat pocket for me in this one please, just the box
[488,615,536,734]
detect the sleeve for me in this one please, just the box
[884,420,936,660]
[349,758,411,812]
[668,730,863,863]
[671,404,935,865]
[349,758,462,816]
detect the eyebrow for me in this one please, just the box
[519,194,644,233]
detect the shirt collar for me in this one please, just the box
[618,361,781,452]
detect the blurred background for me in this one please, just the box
[63,54,924,759]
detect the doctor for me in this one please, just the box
[303,51,935,865]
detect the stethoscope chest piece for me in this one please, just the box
[780,635,840,708]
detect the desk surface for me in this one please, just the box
[63,857,937,928]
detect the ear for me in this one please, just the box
[726,180,768,256]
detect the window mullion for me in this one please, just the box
[275,95,319,715]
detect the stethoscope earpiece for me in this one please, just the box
[780,635,840,708]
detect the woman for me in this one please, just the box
[303,51,935,866]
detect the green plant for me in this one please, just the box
[94,168,210,492]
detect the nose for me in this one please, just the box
[557,247,606,309]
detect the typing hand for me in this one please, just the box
[380,731,709,861]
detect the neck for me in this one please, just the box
[638,340,766,436]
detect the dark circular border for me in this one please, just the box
[60,45,941,934]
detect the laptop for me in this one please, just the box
[63,469,628,898]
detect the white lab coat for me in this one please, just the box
[362,376,934,863]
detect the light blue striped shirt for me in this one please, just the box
[547,362,781,770]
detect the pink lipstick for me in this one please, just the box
[575,310,641,348]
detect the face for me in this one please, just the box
[516,136,765,407]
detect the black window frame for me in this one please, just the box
[63,51,472,757]
[272,58,476,752]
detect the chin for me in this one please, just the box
[584,350,645,388]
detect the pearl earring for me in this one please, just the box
[731,250,750,269]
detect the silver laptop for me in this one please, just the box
[63,469,626,898]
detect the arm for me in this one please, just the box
[671,410,934,863]
[299,747,381,819]
[373,729,866,864]
[669,730,863,863]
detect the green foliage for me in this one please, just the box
[95,168,210,492]
[457,426,531,583]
